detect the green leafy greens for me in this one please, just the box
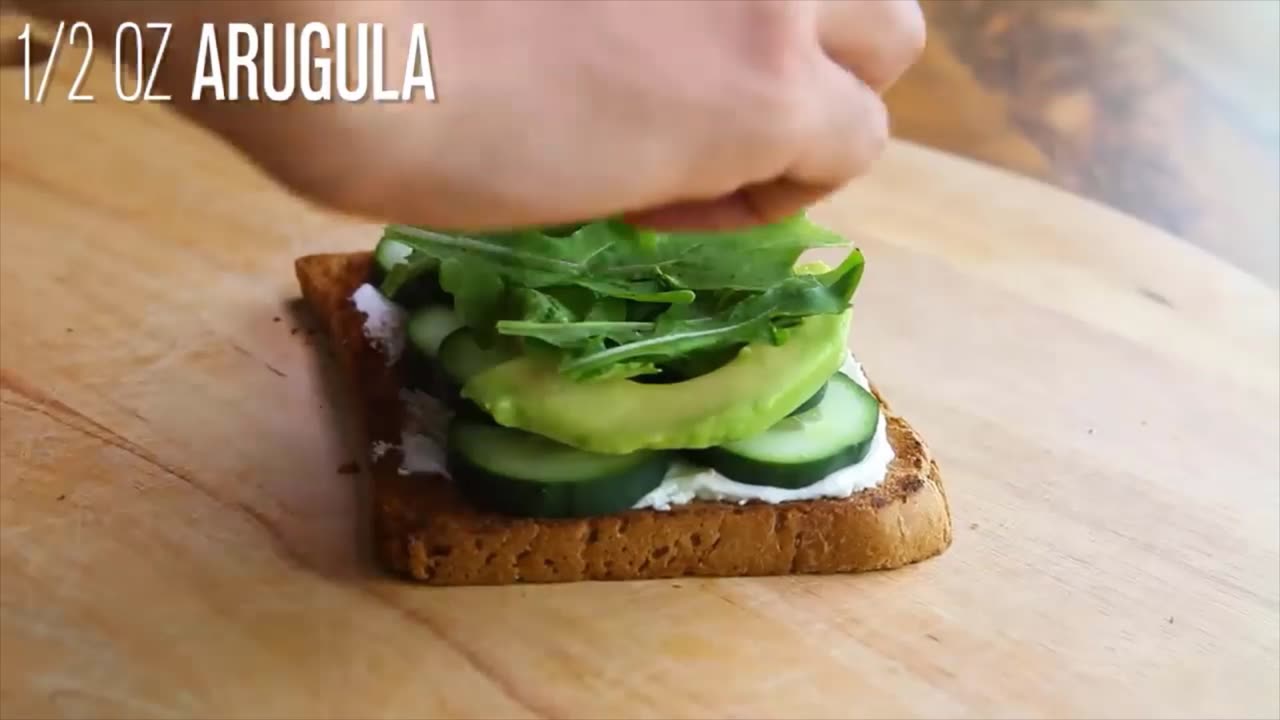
[378,214,864,381]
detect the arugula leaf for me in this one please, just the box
[539,286,597,319]
[379,249,437,299]
[660,345,744,380]
[376,215,865,381]
[821,246,866,294]
[588,215,846,290]
[382,214,845,301]
[384,225,588,287]
[586,296,628,322]
[495,320,653,347]
[507,288,577,325]
[437,258,506,343]
[575,279,695,304]
[557,250,864,379]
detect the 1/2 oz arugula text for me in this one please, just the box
[16,21,436,104]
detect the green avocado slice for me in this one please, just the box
[461,310,851,454]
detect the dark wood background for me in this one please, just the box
[887,0,1280,287]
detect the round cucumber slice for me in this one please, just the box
[448,422,670,518]
[786,381,827,417]
[372,237,444,307]
[438,330,514,387]
[407,306,464,359]
[694,373,880,489]
[374,237,413,275]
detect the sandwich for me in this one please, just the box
[295,215,951,585]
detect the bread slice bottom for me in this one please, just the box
[295,252,952,585]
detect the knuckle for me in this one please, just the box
[746,182,825,225]
[765,77,821,144]
[696,87,818,195]
[854,101,891,172]
[750,95,818,181]
[740,2,815,83]
[701,3,826,174]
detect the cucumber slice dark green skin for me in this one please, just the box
[396,351,445,394]
[423,329,517,419]
[786,381,827,417]
[399,306,467,394]
[396,352,490,419]
[692,374,880,489]
[448,422,671,518]
[371,237,444,308]
[407,306,465,359]
[437,329,514,387]
[373,237,414,276]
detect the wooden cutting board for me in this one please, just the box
[1,64,1277,720]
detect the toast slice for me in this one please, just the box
[296,251,952,585]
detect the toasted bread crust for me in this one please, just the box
[296,252,952,585]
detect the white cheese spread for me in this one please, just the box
[350,287,893,505]
[370,431,448,476]
[370,430,448,476]
[398,431,447,476]
[399,388,452,444]
[371,441,394,460]
[397,388,451,475]
[351,283,407,365]
[632,353,895,510]
[368,390,452,476]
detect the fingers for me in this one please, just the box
[583,0,929,234]
[818,0,926,93]
[622,179,829,232]
[741,179,833,226]
[735,1,917,220]
[623,193,757,232]
[780,51,891,195]
[626,59,890,231]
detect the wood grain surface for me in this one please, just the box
[887,0,1280,288]
[2,31,1279,720]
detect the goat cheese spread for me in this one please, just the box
[351,283,407,365]
[351,284,893,506]
[352,285,447,475]
[365,392,450,476]
[632,353,895,510]
[396,388,450,476]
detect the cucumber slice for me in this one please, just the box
[374,237,413,276]
[786,381,827,417]
[407,306,464,358]
[694,373,880,489]
[373,237,445,307]
[438,330,514,386]
[448,422,671,518]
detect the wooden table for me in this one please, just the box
[2,41,1278,720]
[887,0,1280,289]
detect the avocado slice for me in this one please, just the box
[461,310,852,454]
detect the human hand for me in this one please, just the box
[23,0,925,232]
